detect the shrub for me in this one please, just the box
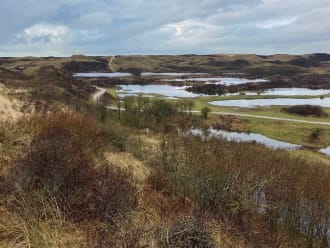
[156,217,214,248]
[309,128,322,142]
[147,169,173,195]
[201,107,211,119]
[8,112,136,222]
[151,133,330,246]
[282,105,328,117]
[86,211,151,248]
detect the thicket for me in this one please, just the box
[1,96,330,246]
[95,96,198,131]
[282,105,328,117]
[156,217,215,248]
[149,133,330,247]
[0,113,138,246]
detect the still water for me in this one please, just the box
[190,128,301,150]
[210,97,330,108]
[118,84,202,98]
[166,77,268,85]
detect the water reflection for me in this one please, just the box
[210,97,330,108]
[118,84,202,98]
[190,128,301,150]
[319,147,330,155]
[246,88,330,96]
[166,77,268,85]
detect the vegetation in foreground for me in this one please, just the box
[0,103,329,247]
[0,55,330,247]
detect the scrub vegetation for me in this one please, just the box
[0,54,330,247]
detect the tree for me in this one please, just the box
[201,107,211,119]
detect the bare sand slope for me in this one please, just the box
[0,86,22,121]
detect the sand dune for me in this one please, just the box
[0,86,21,121]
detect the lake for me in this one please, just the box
[245,88,330,96]
[117,84,202,98]
[74,72,133,78]
[190,128,301,150]
[118,85,330,99]
[166,77,268,86]
[209,97,330,108]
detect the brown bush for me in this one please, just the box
[86,211,152,248]
[282,105,328,117]
[8,112,137,222]
[150,133,330,246]
[156,216,215,248]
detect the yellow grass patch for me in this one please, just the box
[105,151,150,184]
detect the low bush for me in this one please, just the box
[7,112,137,222]
[156,217,214,248]
[150,133,330,246]
[282,105,328,117]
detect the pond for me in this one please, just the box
[209,97,330,108]
[190,128,301,150]
[117,84,202,98]
[74,72,133,78]
[245,88,330,96]
[116,85,330,99]
[166,77,268,86]
[319,147,330,155]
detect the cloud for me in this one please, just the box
[257,17,298,29]
[74,12,112,29]
[19,23,70,43]
[0,0,329,55]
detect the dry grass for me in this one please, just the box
[105,151,150,185]
[0,93,22,121]
[0,191,84,248]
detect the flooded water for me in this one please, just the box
[319,147,330,155]
[190,128,301,150]
[209,97,330,108]
[166,77,268,85]
[141,72,204,76]
[117,84,202,98]
[74,72,133,78]
[247,88,330,96]
[117,85,330,99]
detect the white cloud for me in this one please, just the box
[20,23,70,43]
[0,0,330,55]
[257,17,298,29]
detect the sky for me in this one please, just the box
[0,0,329,56]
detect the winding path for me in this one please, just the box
[91,87,330,126]
[92,86,106,103]
[207,111,330,126]
[108,55,116,72]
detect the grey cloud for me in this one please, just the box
[0,0,329,55]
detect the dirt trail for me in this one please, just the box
[108,55,116,72]
[91,85,106,103]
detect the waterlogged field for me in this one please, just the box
[209,97,330,108]
[83,71,330,154]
